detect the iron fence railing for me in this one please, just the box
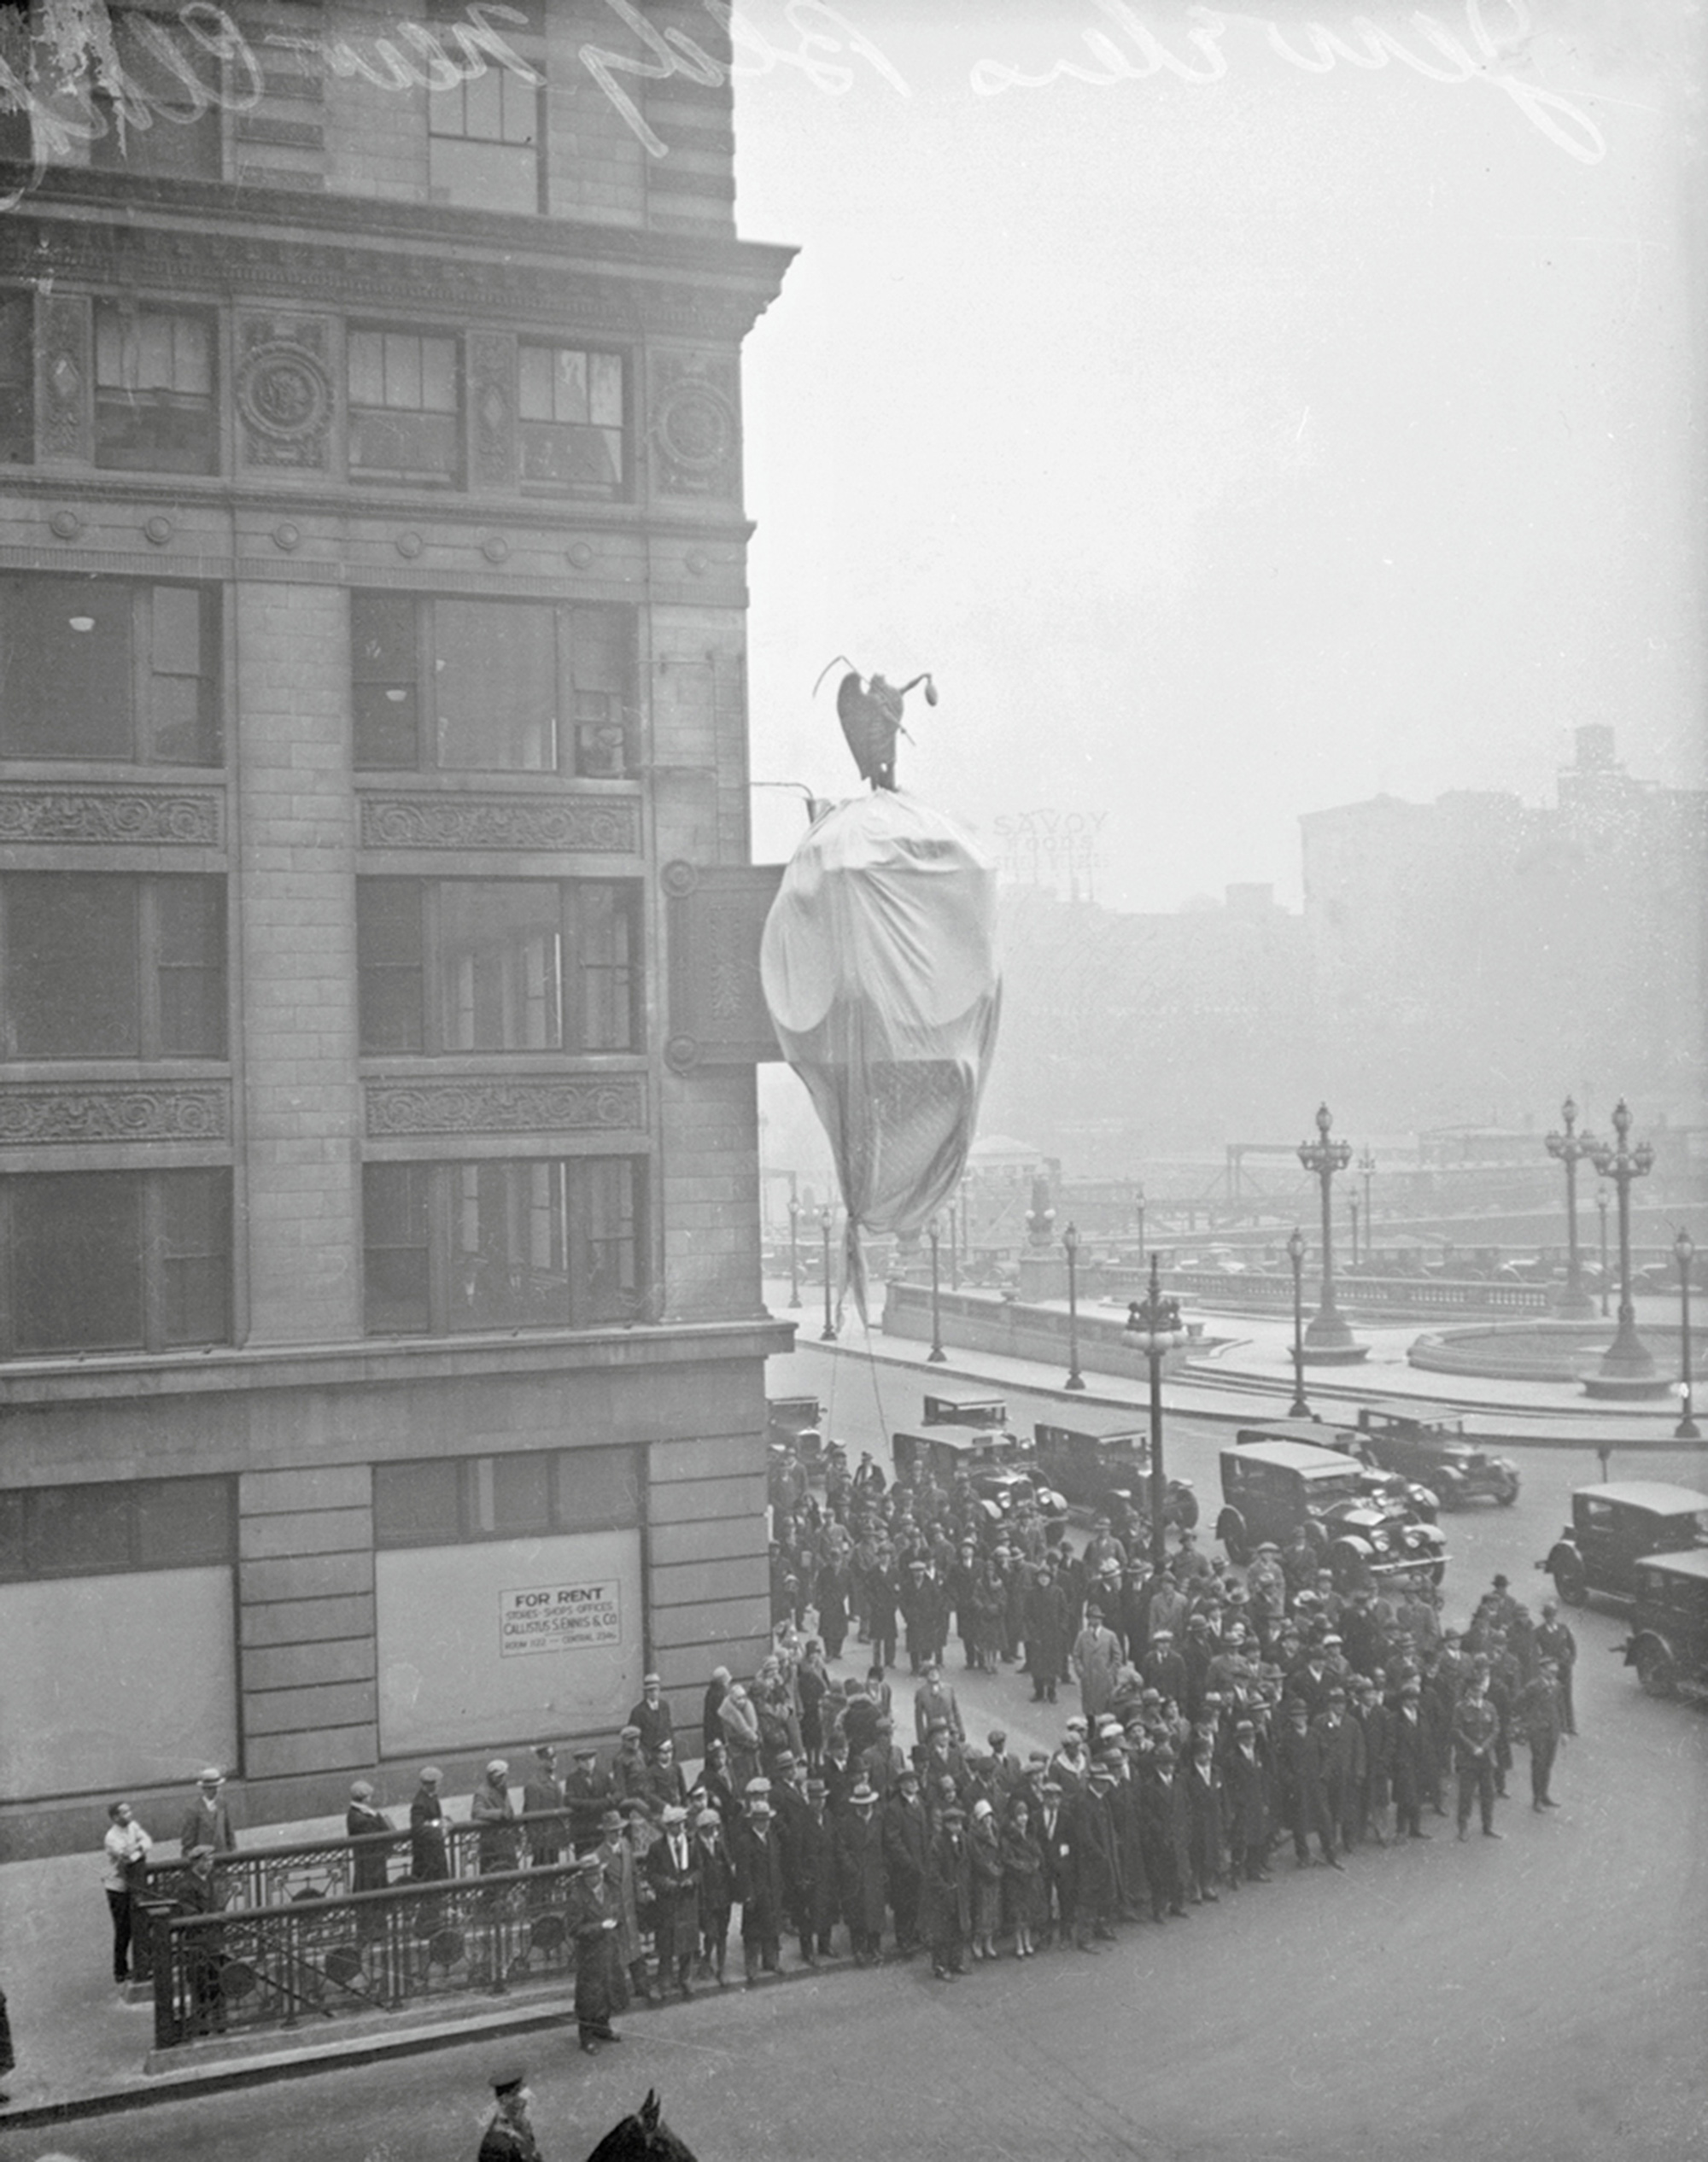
[149,1859,585,2050]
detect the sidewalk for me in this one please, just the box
[778,1287,1701,1456]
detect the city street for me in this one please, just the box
[9,1341,1705,2162]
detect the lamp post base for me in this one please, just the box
[1065,1372,1086,1392]
[927,1344,947,1364]
[1303,1309,1366,1363]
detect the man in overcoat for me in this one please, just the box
[922,1803,972,1978]
[881,1766,929,1955]
[836,1779,888,1964]
[645,1803,701,1999]
[730,1781,787,1986]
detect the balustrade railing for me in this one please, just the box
[132,1809,576,1984]
[149,1858,585,2050]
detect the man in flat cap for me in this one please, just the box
[522,1745,564,1870]
[629,1671,674,1757]
[478,2062,542,2160]
[178,1767,237,1859]
[472,1761,519,1877]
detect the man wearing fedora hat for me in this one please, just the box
[564,1850,623,2052]
[838,1779,887,1965]
[178,1767,237,1858]
[731,1779,786,1986]
[646,1803,701,1999]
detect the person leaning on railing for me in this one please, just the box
[102,1800,154,1987]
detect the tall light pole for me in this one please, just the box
[1126,1253,1186,1575]
[1062,1222,1086,1392]
[1358,1147,1376,1233]
[927,1215,947,1364]
[1587,1101,1655,1386]
[1676,1228,1699,1440]
[1297,1103,1356,1358]
[818,1205,837,1343]
[786,1190,801,1310]
[1544,1096,1598,1321]
[1348,1195,1360,1271]
[1595,1185,1611,1317]
[1286,1227,1311,1418]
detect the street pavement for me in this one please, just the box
[3,1298,1706,2158]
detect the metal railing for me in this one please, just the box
[132,1810,577,1984]
[149,1858,585,2050]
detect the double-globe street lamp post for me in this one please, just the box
[1544,1096,1599,1321]
[1286,1226,1311,1419]
[787,1193,801,1310]
[818,1205,837,1343]
[1358,1146,1376,1262]
[1676,1228,1699,1441]
[1297,1103,1357,1359]
[1595,1186,1611,1317]
[1126,1253,1186,1576]
[1588,1100,1655,1388]
[1063,1222,1086,1392]
[927,1215,947,1364]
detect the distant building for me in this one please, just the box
[0,3,792,1857]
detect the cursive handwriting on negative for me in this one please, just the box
[969,1,1607,164]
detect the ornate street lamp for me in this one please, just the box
[1297,1103,1357,1357]
[786,1191,801,1310]
[927,1215,947,1364]
[1358,1146,1377,1242]
[817,1205,838,1343]
[1062,1222,1086,1392]
[1676,1228,1699,1440]
[1286,1227,1311,1419]
[1126,1253,1186,1575]
[1595,1184,1611,1317]
[1587,1101,1655,1386]
[1348,1195,1360,1271]
[1544,1096,1598,1320]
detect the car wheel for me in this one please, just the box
[1217,1510,1249,1566]
[1428,1560,1447,1588]
[1170,1487,1200,1532]
[1494,1481,1519,1506]
[1553,1558,1588,1608]
[1638,1645,1678,1700]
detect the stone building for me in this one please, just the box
[0,1,793,1857]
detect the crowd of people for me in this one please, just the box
[102,1448,1580,2042]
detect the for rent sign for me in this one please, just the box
[499,1581,622,1657]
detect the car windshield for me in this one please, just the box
[1306,1472,1366,1505]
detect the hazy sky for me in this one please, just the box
[728,1,1705,911]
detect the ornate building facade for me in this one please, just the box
[0,0,793,1855]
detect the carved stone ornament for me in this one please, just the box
[0,1084,229,1146]
[360,795,640,856]
[468,330,516,494]
[236,315,334,470]
[0,788,222,844]
[649,353,739,499]
[366,1077,646,1137]
[41,293,91,462]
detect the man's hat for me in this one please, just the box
[533,1743,556,1762]
[851,1781,878,1806]
[660,1804,688,1826]
[619,1725,641,1742]
[805,1779,828,1798]
[986,1727,1008,1745]
[1039,1779,1063,1796]
[745,1776,772,1797]
[600,1808,624,1829]
[489,2061,529,2095]
[897,1767,920,1786]
[419,1766,443,1784]
[1151,1628,1173,1642]
[773,1750,796,1768]
[696,1808,723,1827]
[572,1744,598,1759]
[486,1758,509,1779]
[1493,1574,1510,1589]
[197,1767,225,1785]
[643,1671,662,1686]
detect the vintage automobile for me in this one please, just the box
[1352,1403,1520,1509]
[1619,1550,1708,1701]
[1232,1420,1441,1523]
[1215,1438,1448,1588]
[1032,1420,1199,1530]
[892,1425,1068,1540]
[1538,1481,1708,1607]
[766,1396,828,1476]
[921,1392,1012,1431]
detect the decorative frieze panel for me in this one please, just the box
[0,788,223,846]
[360,794,640,856]
[0,1083,230,1145]
[366,1078,646,1137]
[649,352,740,500]
[236,312,336,470]
[468,330,517,494]
[664,862,782,1071]
[39,292,91,463]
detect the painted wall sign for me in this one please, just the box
[499,1580,622,1657]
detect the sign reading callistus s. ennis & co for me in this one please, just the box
[500,1582,623,1658]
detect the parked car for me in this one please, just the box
[1538,1481,1708,1607]
[1032,1420,1198,1530]
[921,1392,1011,1432]
[1352,1405,1520,1509]
[767,1396,828,1475]
[1619,1551,1708,1701]
[1233,1419,1442,1522]
[1215,1439,1448,1588]
[892,1426,1068,1540]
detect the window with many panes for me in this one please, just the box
[0,292,32,465]
[0,1475,235,1581]
[0,575,220,764]
[348,330,460,486]
[518,345,625,497]
[428,63,542,214]
[357,879,638,1055]
[0,1168,231,1354]
[94,302,217,474]
[0,874,225,1059]
[373,1445,639,1547]
[89,4,224,180]
[363,1156,645,1336]
[352,593,634,777]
